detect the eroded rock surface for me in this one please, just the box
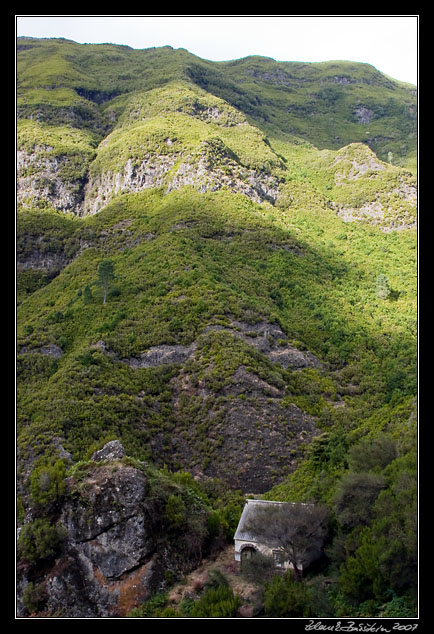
[17,443,208,618]
[169,359,319,493]
[17,149,88,214]
[113,318,323,373]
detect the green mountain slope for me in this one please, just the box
[214,56,417,170]
[17,36,417,169]
[16,37,417,618]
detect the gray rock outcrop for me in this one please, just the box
[91,439,126,462]
[17,443,208,617]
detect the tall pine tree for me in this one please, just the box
[98,259,115,305]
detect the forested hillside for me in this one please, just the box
[16,37,417,619]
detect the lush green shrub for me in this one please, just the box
[189,584,241,618]
[18,519,65,564]
[306,576,336,617]
[21,581,47,615]
[378,593,416,617]
[164,493,187,530]
[333,471,385,529]
[127,592,169,618]
[376,273,391,299]
[29,459,67,507]
[338,453,417,605]
[347,435,397,473]
[264,571,310,617]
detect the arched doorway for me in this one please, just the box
[240,544,259,570]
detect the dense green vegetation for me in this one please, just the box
[16,36,417,618]
[17,36,416,172]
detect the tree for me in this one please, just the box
[83,284,93,304]
[333,471,385,530]
[347,435,397,473]
[264,571,309,616]
[243,502,329,581]
[18,519,65,564]
[164,493,187,530]
[376,273,391,299]
[97,259,115,304]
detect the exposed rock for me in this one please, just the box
[115,319,323,372]
[335,197,416,232]
[336,200,385,224]
[393,179,417,202]
[330,143,417,231]
[166,151,281,205]
[96,315,324,378]
[170,357,319,493]
[19,344,64,358]
[267,346,323,370]
[17,149,87,214]
[51,437,74,463]
[82,155,179,215]
[247,67,298,87]
[211,319,324,371]
[82,137,282,215]
[353,106,375,124]
[333,143,386,184]
[122,343,197,368]
[17,457,209,617]
[17,249,71,274]
[91,439,126,462]
[332,76,355,85]
[225,366,284,398]
[40,464,157,616]
[174,389,318,493]
[329,74,393,88]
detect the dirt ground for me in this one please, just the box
[167,544,263,617]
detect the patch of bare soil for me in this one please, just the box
[167,545,264,617]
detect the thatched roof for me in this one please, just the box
[234,499,327,569]
[234,499,303,544]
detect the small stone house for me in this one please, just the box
[234,499,324,572]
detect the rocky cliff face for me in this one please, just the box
[89,318,323,493]
[81,129,282,215]
[17,149,87,214]
[17,78,286,217]
[17,134,416,232]
[169,364,318,493]
[17,442,211,618]
[325,143,417,231]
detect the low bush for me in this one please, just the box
[241,551,276,585]
[189,583,241,618]
[264,571,310,617]
[18,519,65,564]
